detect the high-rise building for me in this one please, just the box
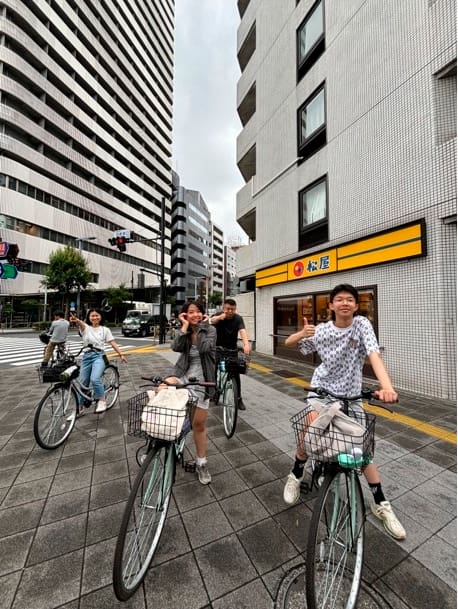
[211,224,224,301]
[236,0,456,399]
[0,1,174,301]
[171,172,213,306]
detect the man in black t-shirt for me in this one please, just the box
[210,298,251,409]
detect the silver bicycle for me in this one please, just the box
[34,346,120,449]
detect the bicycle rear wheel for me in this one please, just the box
[113,443,174,601]
[33,383,78,449]
[306,469,365,609]
[222,375,239,438]
[102,364,120,409]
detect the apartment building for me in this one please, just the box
[171,172,213,306]
[211,223,224,299]
[236,0,456,399]
[0,0,174,301]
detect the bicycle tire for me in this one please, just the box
[102,364,120,409]
[223,374,239,438]
[113,443,174,601]
[33,383,78,449]
[306,469,365,609]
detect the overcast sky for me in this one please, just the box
[172,0,246,245]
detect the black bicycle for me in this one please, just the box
[113,376,215,601]
[214,347,248,438]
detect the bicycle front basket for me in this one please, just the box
[226,356,248,375]
[291,406,376,463]
[38,358,78,383]
[127,391,197,441]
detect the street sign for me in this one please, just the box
[114,229,131,239]
[0,242,9,258]
[0,263,18,279]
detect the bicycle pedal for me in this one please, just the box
[184,459,196,473]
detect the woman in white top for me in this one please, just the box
[70,308,126,413]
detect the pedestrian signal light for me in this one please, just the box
[0,263,18,279]
[6,243,19,262]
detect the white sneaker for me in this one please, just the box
[283,469,306,506]
[371,500,406,540]
[95,400,107,413]
[196,462,211,485]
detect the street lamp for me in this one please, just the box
[75,236,95,316]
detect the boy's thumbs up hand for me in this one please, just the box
[302,316,315,338]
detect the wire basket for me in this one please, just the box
[291,406,376,464]
[127,391,197,442]
[226,355,249,375]
[37,360,77,383]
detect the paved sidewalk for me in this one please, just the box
[0,348,455,609]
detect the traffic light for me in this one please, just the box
[6,243,19,262]
[116,236,126,252]
[108,237,127,252]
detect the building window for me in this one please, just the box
[299,176,328,249]
[297,0,324,81]
[433,60,457,145]
[298,85,326,160]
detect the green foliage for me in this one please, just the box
[21,299,42,312]
[104,285,132,306]
[209,291,223,307]
[43,246,92,295]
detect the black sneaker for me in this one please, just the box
[238,398,246,410]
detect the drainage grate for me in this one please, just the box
[275,563,394,609]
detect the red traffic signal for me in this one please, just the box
[116,236,126,252]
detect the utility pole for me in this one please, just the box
[159,197,167,345]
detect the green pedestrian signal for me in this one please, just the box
[0,263,18,279]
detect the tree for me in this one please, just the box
[209,291,223,308]
[103,285,132,323]
[42,246,92,312]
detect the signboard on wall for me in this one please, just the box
[256,220,426,288]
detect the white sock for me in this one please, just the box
[195,456,207,466]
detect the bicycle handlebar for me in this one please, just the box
[140,376,216,388]
[307,386,395,412]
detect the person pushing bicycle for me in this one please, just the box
[283,283,406,540]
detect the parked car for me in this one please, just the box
[121,312,168,337]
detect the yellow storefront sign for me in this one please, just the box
[256,220,425,288]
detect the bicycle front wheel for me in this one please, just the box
[33,383,78,449]
[102,364,120,409]
[222,375,239,438]
[306,469,365,609]
[113,443,174,601]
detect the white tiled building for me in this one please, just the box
[236,0,456,399]
[0,1,174,299]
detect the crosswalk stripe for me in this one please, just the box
[0,338,134,367]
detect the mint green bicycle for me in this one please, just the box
[291,387,377,609]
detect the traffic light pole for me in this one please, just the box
[159,197,166,345]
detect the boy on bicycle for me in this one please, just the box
[41,310,69,368]
[210,298,251,409]
[283,283,406,540]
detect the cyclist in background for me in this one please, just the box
[210,298,251,410]
[40,310,69,368]
[70,308,126,413]
[283,283,406,540]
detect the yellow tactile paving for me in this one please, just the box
[251,366,456,446]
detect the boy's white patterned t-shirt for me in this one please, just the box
[298,316,380,396]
